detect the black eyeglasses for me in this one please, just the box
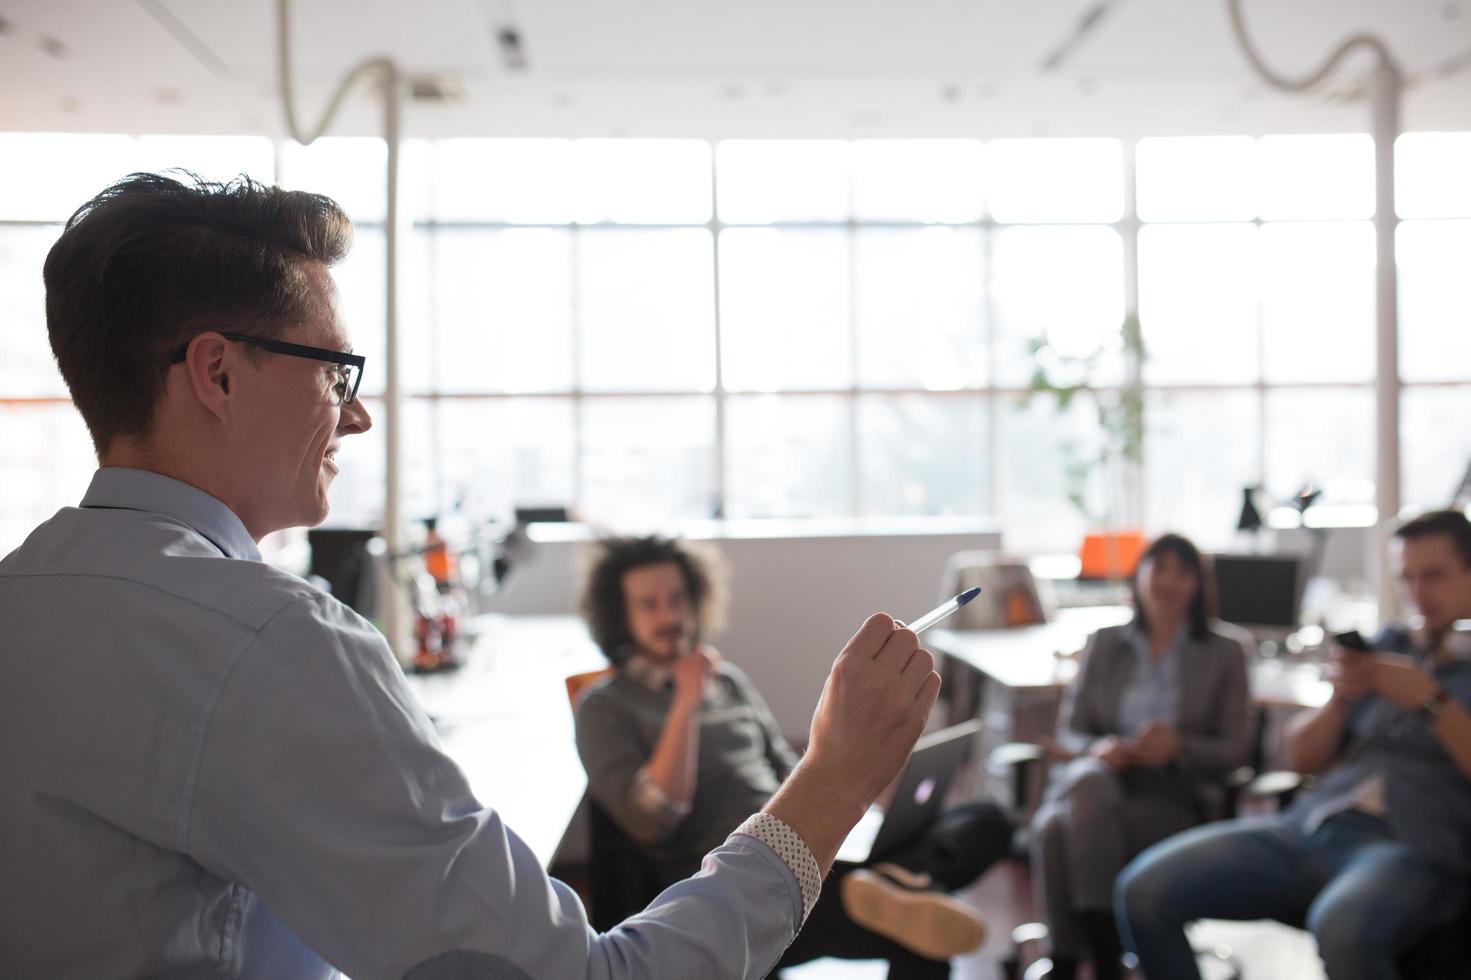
[167,332,365,405]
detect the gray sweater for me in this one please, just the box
[574,661,800,873]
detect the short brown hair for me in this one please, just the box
[44,171,353,454]
[578,535,727,665]
[1396,509,1471,568]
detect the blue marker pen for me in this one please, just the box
[903,587,982,635]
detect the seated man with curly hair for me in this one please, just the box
[575,535,1015,979]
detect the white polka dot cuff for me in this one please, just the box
[733,812,822,923]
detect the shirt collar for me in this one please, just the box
[1415,624,1471,664]
[1127,622,1188,664]
[80,467,261,562]
[623,653,674,692]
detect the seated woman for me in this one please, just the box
[1029,533,1251,980]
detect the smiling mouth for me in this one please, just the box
[323,446,341,470]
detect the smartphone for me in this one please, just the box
[1333,630,1373,653]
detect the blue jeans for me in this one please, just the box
[1115,811,1468,980]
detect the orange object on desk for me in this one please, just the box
[1078,531,1146,580]
[424,539,455,587]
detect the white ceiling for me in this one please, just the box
[0,0,1467,139]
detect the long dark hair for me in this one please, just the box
[1130,533,1216,641]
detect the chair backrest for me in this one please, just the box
[565,667,614,709]
[1078,531,1146,580]
[563,664,665,930]
[941,550,1049,630]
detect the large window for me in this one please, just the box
[2,131,1468,556]
[1137,132,1471,542]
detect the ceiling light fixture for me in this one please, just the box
[496,26,527,71]
[409,75,467,103]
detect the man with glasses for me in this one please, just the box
[0,173,944,980]
[1117,511,1471,979]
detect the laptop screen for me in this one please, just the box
[835,720,982,864]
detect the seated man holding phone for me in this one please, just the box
[1117,510,1471,980]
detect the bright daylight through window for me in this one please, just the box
[1,132,1469,554]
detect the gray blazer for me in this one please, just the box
[1056,622,1253,784]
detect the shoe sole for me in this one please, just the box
[840,869,988,960]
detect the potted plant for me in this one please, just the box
[1023,313,1147,578]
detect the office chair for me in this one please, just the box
[988,709,1282,980]
[565,668,667,931]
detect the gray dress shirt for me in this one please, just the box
[0,468,805,980]
[1114,627,1185,737]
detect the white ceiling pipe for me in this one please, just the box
[1226,0,1403,620]
[276,0,410,663]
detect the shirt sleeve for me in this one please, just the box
[1055,629,1107,757]
[575,685,691,843]
[632,765,695,829]
[187,593,803,980]
[1179,636,1252,779]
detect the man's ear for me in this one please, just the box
[182,332,234,422]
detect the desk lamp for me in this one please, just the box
[1237,485,1264,533]
[1291,484,1324,517]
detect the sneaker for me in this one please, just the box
[839,866,988,960]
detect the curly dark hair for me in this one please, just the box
[578,535,726,665]
[1129,532,1217,641]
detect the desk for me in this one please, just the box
[1250,657,1332,710]
[403,614,605,866]
[931,609,1335,788]
[931,606,1134,696]
[933,608,1335,712]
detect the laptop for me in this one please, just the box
[835,719,983,865]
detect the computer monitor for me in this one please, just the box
[307,528,379,619]
[514,505,571,525]
[1212,554,1305,634]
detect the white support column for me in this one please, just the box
[1224,0,1404,619]
[1120,141,1143,530]
[1372,63,1403,619]
[276,0,410,662]
[381,68,411,664]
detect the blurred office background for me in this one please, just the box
[3,1,1469,563]
[4,127,1469,547]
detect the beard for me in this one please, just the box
[641,627,696,662]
